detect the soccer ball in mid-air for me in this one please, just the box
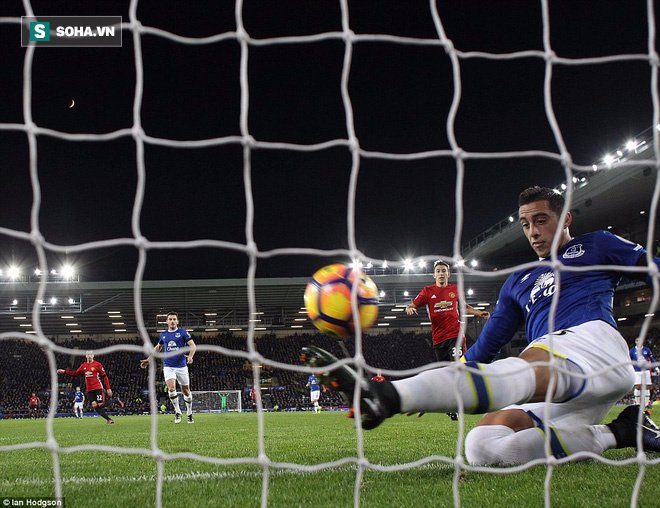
[304,263,379,339]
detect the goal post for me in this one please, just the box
[191,390,242,413]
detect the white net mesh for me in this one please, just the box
[1,1,660,506]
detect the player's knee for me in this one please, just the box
[465,425,516,466]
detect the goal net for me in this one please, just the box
[2,1,659,507]
[191,390,242,413]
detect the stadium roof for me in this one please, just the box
[1,139,657,339]
[0,273,501,338]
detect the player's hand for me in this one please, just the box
[405,306,418,316]
[56,369,64,374]
[139,359,149,369]
[106,389,113,397]
[481,311,491,319]
[186,355,193,364]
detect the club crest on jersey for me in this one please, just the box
[529,271,556,307]
[449,291,456,299]
[563,244,585,259]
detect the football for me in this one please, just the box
[304,263,379,339]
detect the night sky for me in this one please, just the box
[1,1,658,281]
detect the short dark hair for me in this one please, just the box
[433,260,450,270]
[167,311,179,319]
[518,186,565,216]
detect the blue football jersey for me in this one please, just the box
[465,231,651,363]
[158,328,192,368]
[630,345,656,372]
[308,374,320,392]
[74,390,84,403]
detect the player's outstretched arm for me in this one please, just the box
[140,344,162,369]
[186,339,196,364]
[405,303,419,315]
[466,304,490,319]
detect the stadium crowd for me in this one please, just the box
[2,328,658,418]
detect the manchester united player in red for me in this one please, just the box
[406,260,490,420]
[57,351,116,424]
[28,392,41,419]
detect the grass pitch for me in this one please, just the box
[1,408,660,507]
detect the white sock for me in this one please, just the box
[169,390,181,413]
[634,388,641,406]
[465,424,617,465]
[184,395,193,415]
[394,357,536,414]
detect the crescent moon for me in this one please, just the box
[69,99,75,108]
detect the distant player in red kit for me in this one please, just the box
[28,392,41,418]
[57,351,121,424]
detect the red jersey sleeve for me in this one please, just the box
[63,363,84,377]
[97,362,111,390]
[412,286,429,308]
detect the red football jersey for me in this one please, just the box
[29,395,39,407]
[412,283,463,345]
[64,361,110,392]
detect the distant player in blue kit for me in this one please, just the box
[73,386,85,419]
[306,374,321,413]
[630,337,659,410]
[141,311,197,424]
[305,186,660,464]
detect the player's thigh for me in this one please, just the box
[310,390,320,402]
[175,367,190,387]
[634,371,651,386]
[88,389,105,407]
[477,408,534,432]
[163,366,177,382]
[433,339,463,363]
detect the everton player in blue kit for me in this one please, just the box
[141,311,197,424]
[73,386,85,419]
[304,186,660,464]
[630,337,659,409]
[306,374,321,413]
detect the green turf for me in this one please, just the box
[1,408,659,507]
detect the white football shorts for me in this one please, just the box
[163,366,190,386]
[503,320,634,428]
[310,388,320,402]
[634,370,652,387]
[74,402,83,410]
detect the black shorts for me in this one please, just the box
[87,389,106,407]
[433,338,465,363]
